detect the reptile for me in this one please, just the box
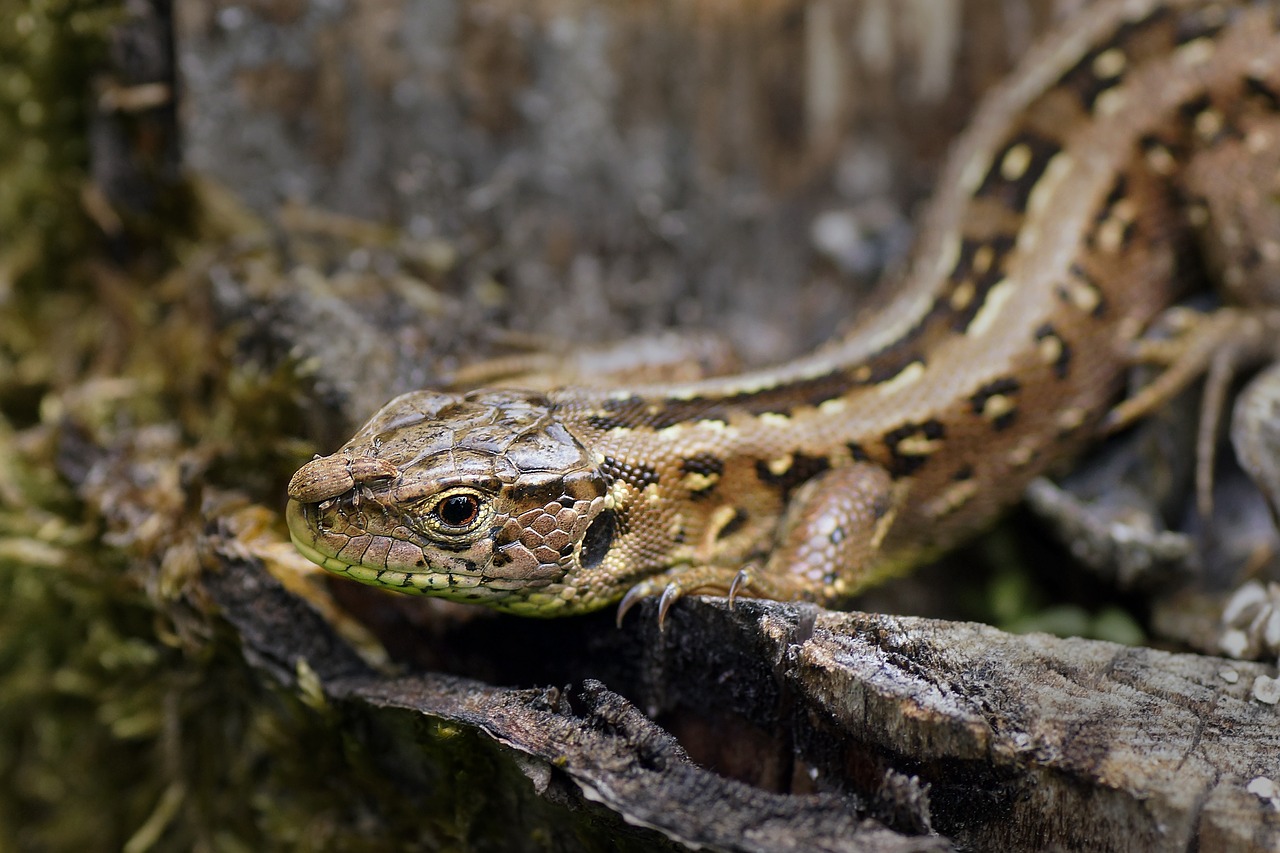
[287,0,1280,623]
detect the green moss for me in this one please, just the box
[0,417,546,851]
[0,0,119,291]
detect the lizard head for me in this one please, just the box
[285,389,612,615]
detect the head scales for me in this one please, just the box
[286,389,610,613]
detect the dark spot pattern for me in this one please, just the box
[1139,131,1187,167]
[1245,75,1280,111]
[948,234,1016,332]
[883,420,946,478]
[580,510,616,569]
[1035,323,1072,380]
[1069,263,1109,316]
[970,377,1021,431]
[680,452,724,499]
[716,508,750,541]
[975,132,1063,211]
[1054,45,1124,111]
[1051,7,1173,111]
[600,455,660,489]
[755,452,831,500]
[1176,93,1235,144]
[1084,177,1138,258]
[680,452,725,477]
[1178,93,1214,125]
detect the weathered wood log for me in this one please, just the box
[199,530,1280,851]
[204,551,950,852]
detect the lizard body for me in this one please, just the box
[287,0,1280,619]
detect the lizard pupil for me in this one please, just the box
[438,494,479,527]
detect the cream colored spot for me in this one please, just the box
[767,454,794,476]
[1008,442,1036,468]
[1145,143,1176,175]
[1000,143,1033,181]
[1091,47,1126,79]
[981,394,1015,422]
[1194,109,1224,140]
[818,396,848,415]
[1096,218,1127,253]
[897,434,942,456]
[876,360,925,396]
[1026,152,1075,219]
[1176,37,1216,67]
[853,365,873,382]
[925,479,978,518]
[967,278,1015,337]
[973,244,995,275]
[1064,277,1103,313]
[681,471,720,493]
[707,505,742,540]
[950,280,976,310]
[759,412,790,428]
[1094,88,1127,117]
[1038,333,1063,366]
[1247,129,1272,153]
[1057,407,1086,432]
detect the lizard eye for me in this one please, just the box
[413,487,493,540]
[437,493,480,528]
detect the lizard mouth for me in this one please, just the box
[284,498,476,593]
[284,498,589,615]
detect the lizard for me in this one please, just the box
[286,0,1280,625]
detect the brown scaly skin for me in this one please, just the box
[288,0,1280,620]
[288,391,613,615]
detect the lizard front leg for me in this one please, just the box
[616,463,903,627]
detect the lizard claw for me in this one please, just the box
[615,579,686,630]
[615,582,650,628]
[615,580,683,630]
[727,568,751,609]
[657,582,682,630]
